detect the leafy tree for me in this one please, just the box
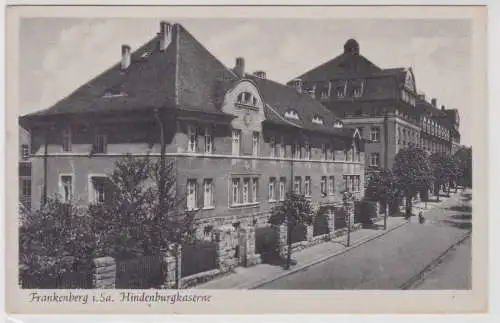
[364,169,400,229]
[393,146,433,217]
[430,152,461,199]
[429,152,447,201]
[268,192,314,269]
[19,198,95,287]
[454,146,472,189]
[88,154,197,288]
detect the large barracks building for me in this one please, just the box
[291,39,461,171]
[20,22,365,235]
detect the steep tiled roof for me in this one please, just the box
[22,23,238,120]
[296,53,382,82]
[246,74,354,139]
[416,98,447,118]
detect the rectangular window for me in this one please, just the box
[330,146,336,161]
[294,176,302,194]
[370,153,380,167]
[232,178,240,205]
[252,132,260,156]
[232,129,241,155]
[370,127,380,142]
[188,126,198,153]
[94,134,107,154]
[268,177,276,201]
[252,178,258,203]
[90,176,107,204]
[60,175,73,203]
[293,141,301,159]
[204,128,213,154]
[279,177,286,201]
[203,179,214,208]
[304,176,311,197]
[279,136,285,157]
[187,179,198,210]
[21,178,31,200]
[320,176,327,196]
[304,142,311,160]
[328,176,335,195]
[21,144,29,160]
[344,175,349,192]
[351,176,356,192]
[62,127,72,152]
[321,144,327,160]
[356,176,361,192]
[243,178,250,204]
[270,136,276,157]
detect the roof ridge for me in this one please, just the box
[176,24,238,80]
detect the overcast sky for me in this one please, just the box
[19,18,472,145]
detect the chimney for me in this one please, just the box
[431,98,437,108]
[159,21,173,51]
[253,71,266,79]
[234,57,245,78]
[121,44,131,70]
[290,78,303,93]
[441,105,445,111]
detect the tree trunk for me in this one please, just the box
[286,222,292,270]
[383,202,388,230]
[435,183,440,202]
[447,181,451,197]
[405,196,412,219]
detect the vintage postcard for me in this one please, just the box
[4,5,488,315]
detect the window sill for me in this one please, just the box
[202,206,215,210]
[229,202,260,209]
[235,103,259,111]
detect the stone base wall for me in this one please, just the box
[93,257,116,289]
[180,268,222,289]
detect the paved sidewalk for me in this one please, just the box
[194,192,459,290]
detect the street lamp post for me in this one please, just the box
[343,191,353,247]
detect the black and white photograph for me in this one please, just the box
[5,5,487,315]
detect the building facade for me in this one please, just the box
[291,39,460,171]
[20,22,365,239]
[19,127,32,210]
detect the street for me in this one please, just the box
[257,191,472,290]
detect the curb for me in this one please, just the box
[247,219,409,289]
[399,231,471,290]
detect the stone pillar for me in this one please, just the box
[327,208,336,239]
[162,247,181,289]
[238,226,261,267]
[306,224,314,243]
[214,225,237,273]
[93,257,116,289]
[275,224,288,258]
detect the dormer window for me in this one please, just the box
[103,91,127,98]
[284,110,299,120]
[333,121,343,128]
[312,116,324,125]
[140,51,152,58]
[236,91,258,107]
